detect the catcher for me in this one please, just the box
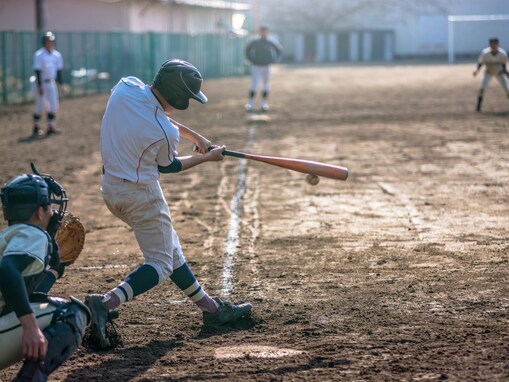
[0,164,89,381]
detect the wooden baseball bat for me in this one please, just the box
[192,144,348,180]
[222,148,348,181]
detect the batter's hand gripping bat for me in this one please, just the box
[193,145,349,181]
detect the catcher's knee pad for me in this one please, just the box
[16,322,79,381]
[51,296,90,335]
[15,298,90,381]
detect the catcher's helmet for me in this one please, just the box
[1,168,67,223]
[42,31,55,45]
[1,174,52,222]
[152,59,207,110]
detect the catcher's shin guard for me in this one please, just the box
[14,297,90,381]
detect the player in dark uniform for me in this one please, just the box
[245,26,283,112]
[0,167,90,381]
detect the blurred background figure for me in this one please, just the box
[473,37,509,112]
[245,26,283,112]
[31,31,66,137]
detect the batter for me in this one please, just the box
[85,59,252,350]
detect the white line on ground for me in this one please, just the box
[377,182,427,241]
[75,264,130,270]
[221,126,256,297]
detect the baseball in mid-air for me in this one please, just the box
[306,174,320,186]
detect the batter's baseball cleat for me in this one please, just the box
[85,294,112,349]
[202,297,252,327]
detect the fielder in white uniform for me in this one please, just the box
[32,31,65,137]
[245,26,283,112]
[473,37,509,112]
[0,171,89,381]
[85,59,252,350]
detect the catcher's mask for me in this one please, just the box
[152,59,207,110]
[0,163,68,233]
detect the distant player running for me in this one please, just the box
[473,37,509,112]
[32,31,66,137]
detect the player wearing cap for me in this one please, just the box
[31,31,66,137]
[85,59,252,350]
[473,37,509,112]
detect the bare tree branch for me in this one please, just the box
[261,0,449,32]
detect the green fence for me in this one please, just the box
[0,31,248,104]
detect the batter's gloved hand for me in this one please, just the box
[54,212,85,266]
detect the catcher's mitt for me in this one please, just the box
[55,212,85,265]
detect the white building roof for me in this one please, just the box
[171,0,250,11]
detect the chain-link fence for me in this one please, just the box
[0,31,248,104]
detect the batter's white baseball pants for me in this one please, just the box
[101,173,186,282]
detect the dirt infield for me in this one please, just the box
[1,63,508,381]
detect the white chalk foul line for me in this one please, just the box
[377,182,429,241]
[221,126,256,297]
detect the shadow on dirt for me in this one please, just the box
[196,314,258,339]
[480,110,509,117]
[63,339,182,382]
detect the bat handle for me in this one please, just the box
[192,144,245,159]
[222,150,245,158]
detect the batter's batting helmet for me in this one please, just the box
[42,31,56,45]
[152,59,207,110]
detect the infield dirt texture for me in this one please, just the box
[1,63,508,381]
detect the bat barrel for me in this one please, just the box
[224,151,348,181]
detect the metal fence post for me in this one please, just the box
[1,32,7,104]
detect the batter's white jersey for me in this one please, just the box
[478,47,508,76]
[100,77,179,184]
